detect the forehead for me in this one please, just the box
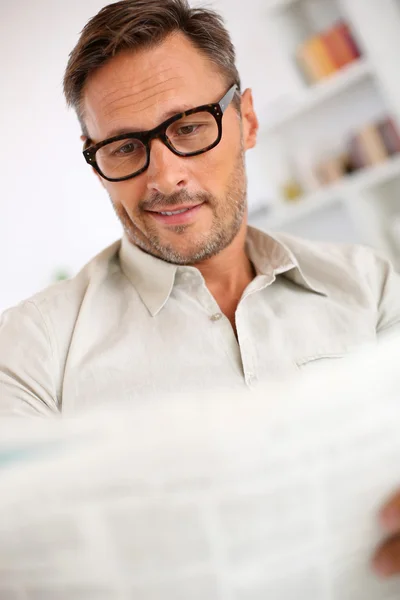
[82,33,226,140]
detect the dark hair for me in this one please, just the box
[63,0,241,135]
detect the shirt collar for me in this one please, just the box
[119,236,178,316]
[246,226,327,297]
[119,227,327,317]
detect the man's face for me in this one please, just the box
[82,33,258,264]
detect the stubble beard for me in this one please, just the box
[111,150,247,265]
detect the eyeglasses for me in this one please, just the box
[83,84,238,182]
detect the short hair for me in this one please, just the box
[63,0,241,135]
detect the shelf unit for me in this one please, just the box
[266,0,300,12]
[266,154,400,229]
[259,0,400,267]
[264,58,372,133]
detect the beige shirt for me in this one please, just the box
[1,227,400,416]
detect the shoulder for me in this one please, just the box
[0,239,123,357]
[0,240,123,414]
[272,231,391,292]
[5,239,122,320]
[272,230,380,269]
[271,231,400,333]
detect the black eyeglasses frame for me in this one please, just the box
[83,84,239,182]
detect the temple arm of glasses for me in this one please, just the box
[219,84,239,113]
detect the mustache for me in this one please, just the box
[140,190,211,211]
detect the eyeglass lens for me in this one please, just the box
[95,110,219,180]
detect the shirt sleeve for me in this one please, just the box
[0,301,59,416]
[375,254,400,340]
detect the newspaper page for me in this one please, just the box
[0,338,400,599]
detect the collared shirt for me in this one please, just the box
[1,227,400,416]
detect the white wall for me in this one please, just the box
[1,1,121,312]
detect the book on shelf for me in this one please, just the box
[296,20,362,86]
[310,118,400,188]
[315,155,347,186]
[377,117,400,156]
[322,21,361,69]
[336,20,362,61]
[357,123,388,166]
[347,118,400,173]
[296,36,337,85]
[347,135,366,172]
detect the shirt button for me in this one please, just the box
[210,312,223,322]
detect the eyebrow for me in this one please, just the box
[102,104,193,140]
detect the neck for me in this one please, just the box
[194,220,255,314]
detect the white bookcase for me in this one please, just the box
[250,0,400,269]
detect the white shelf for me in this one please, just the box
[351,153,400,190]
[267,190,340,229]
[267,154,400,229]
[266,0,301,13]
[260,0,400,262]
[263,59,373,133]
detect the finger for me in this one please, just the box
[373,535,400,577]
[380,490,400,533]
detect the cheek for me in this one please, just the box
[105,180,144,211]
[191,144,236,191]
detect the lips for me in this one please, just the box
[147,204,201,215]
[146,203,204,226]
[157,207,192,216]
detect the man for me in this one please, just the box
[0,0,400,577]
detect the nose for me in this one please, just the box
[145,138,187,196]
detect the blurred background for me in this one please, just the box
[1,0,400,312]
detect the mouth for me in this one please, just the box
[145,203,204,226]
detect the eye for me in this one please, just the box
[114,141,141,156]
[176,124,201,136]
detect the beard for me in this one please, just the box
[111,148,247,265]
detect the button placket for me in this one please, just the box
[236,302,257,386]
[197,284,221,318]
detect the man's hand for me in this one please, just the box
[373,490,400,577]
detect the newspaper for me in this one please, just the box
[1,338,400,599]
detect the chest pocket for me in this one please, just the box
[295,317,376,369]
[279,292,377,370]
[296,353,354,371]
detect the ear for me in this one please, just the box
[80,135,105,187]
[240,89,259,151]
